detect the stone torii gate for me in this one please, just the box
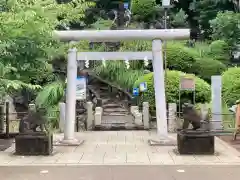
[54,29,190,145]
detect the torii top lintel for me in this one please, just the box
[53,29,190,42]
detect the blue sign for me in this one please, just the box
[139,82,147,92]
[76,76,87,100]
[124,2,129,9]
[77,76,85,79]
[133,88,139,96]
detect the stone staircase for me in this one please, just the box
[86,74,150,130]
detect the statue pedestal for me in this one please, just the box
[177,129,215,155]
[15,132,53,156]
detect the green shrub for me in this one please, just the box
[166,43,196,72]
[208,40,230,63]
[134,70,211,111]
[131,0,156,21]
[222,67,240,106]
[191,58,227,82]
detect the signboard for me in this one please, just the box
[76,76,86,100]
[180,77,195,91]
[139,82,147,92]
[132,88,139,96]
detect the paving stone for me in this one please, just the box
[217,153,240,163]
[116,144,137,153]
[135,144,158,153]
[147,152,175,165]
[103,152,126,164]
[215,137,240,155]
[4,146,15,153]
[74,144,97,153]
[32,153,62,164]
[155,146,175,153]
[7,156,38,165]
[125,135,144,144]
[195,155,222,164]
[169,151,198,165]
[133,131,150,137]
[107,135,126,144]
[57,146,77,153]
[126,152,150,164]
[0,154,17,165]
[56,152,83,164]
[79,152,105,164]
[95,144,116,153]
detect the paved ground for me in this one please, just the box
[0,165,240,180]
[1,131,240,165]
[219,135,240,152]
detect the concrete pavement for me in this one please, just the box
[1,131,240,165]
[0,165,240,180]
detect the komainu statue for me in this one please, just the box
[182,103,202,130]
[19,108,48,133]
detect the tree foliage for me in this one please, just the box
[210,11,240,49]
[0,0,94,84]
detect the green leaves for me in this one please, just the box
[210,11,240,49]
[35,81,65,108]
[131,0,157,21]
[171,9,188,28]
[94,61,144,89]
[0,61,42,98]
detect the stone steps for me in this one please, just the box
[89,77,134,130]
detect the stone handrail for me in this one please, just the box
[87,85,102,108]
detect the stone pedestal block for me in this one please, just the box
[177,129,215,155]
[15,132,53,156]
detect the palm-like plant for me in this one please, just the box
[35,79,65,128]
[94,61,144,90]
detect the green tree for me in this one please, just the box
[210,11,240,49]
[0,0,95,127]
[0,0,94,84]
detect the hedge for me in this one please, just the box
[191,58,227,82]
[134,70,211,111]
[222,67,240,106]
